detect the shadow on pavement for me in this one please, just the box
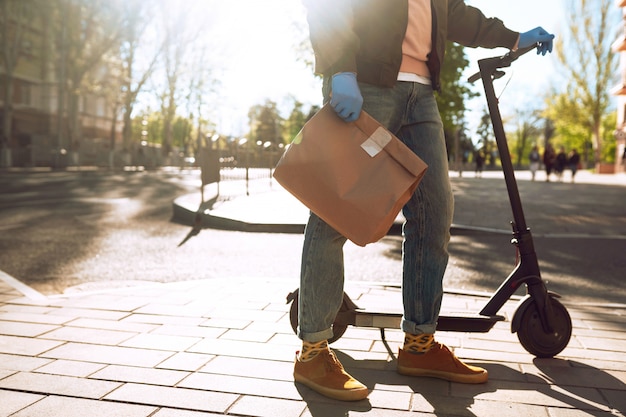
[315,351,624,416]
[338,350,494,417]
[295,382,372,417]
[0,170,199,293]
[380,230,626,306]
[448,233,626,306]
[533,358,626,415]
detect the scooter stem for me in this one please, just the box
[473,46,555,333]
[478,56,529,232]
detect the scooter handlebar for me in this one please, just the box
[467,44,537,84]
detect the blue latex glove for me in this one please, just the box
[330,72,363,122]
[519,27,555,56]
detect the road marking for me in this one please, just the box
[450,224,626,239]
[0,269,47,301]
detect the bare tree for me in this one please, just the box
[57,0,122,159]
[554,0,619,164]
[193,46,219,154]
[157,2,205,159]
[117,2,163,156]
[97,53,125,168]
[182,44,219,158]
[512,108,542,168]
[159,16,183,158]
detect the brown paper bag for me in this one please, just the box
[273,104,428,246]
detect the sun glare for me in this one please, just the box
[159,0,565,137]
[193,0,321,135]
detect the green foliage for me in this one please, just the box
[132,111,163,146]
[602,111,617,163]
[283,100,308,143]
[248,100,283,148]
[475,112,492,152]
[436,42,476,128]
[544,92,617,164]
[172,116,193,150]
[436,42,478,161]
[510,110,542,167]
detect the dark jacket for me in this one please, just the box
[302,0,519,90]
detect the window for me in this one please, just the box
[96,97,106,117]
[19,82,31,106]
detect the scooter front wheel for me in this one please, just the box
[287,289,348,344]
[515,296,572,358]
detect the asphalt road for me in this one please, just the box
[1,169,625,308]
[0,169,313,295]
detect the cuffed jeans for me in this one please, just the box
[298,79,454,342]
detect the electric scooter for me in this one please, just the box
[286,45,572,358]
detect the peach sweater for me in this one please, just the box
[399,0,432,78]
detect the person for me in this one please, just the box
[568,148,581,183]
[296,0,554,402]
[529,144,541,181]
[543,144,556,182]
[554,146,567,182]
[474,150,485,178]
[459,150,469,177]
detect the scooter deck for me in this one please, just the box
[437,313,505,332]
[346,310,504,333]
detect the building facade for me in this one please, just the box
[0,3,122,168]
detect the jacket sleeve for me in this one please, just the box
[301,0,360,75]
[446,0,519,50]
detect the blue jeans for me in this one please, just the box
[298,79,454,342]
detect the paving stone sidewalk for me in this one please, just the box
[1,275,625,417]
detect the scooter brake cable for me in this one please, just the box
[496,70,514,101]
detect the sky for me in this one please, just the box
[462,0,566,135]
[201,0,595,138]
[199,0,318,136]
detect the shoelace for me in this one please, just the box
[324,350,345,372]
[436,343,465,369]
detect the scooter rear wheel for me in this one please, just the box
[287,290,348,344]
[516,296,572,358]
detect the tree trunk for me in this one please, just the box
[122,99,134,152]
[1,76,14,164]
[592,123,602,165]
[108,102,119,169]
[67,86,81,156]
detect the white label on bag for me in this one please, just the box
[361,127,392,157]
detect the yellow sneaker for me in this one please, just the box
[294,349,369,401]
[397,342,488,384]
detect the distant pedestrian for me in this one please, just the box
[459,150,469,177]
[568,148,580,183]
[475,151,485,178]
[543,144,556,182]
[554,147,567,182]
[529,145,540,181]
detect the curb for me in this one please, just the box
[171,193,510,237]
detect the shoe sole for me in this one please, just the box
[294,373,369,401]
[397,366,488,384]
